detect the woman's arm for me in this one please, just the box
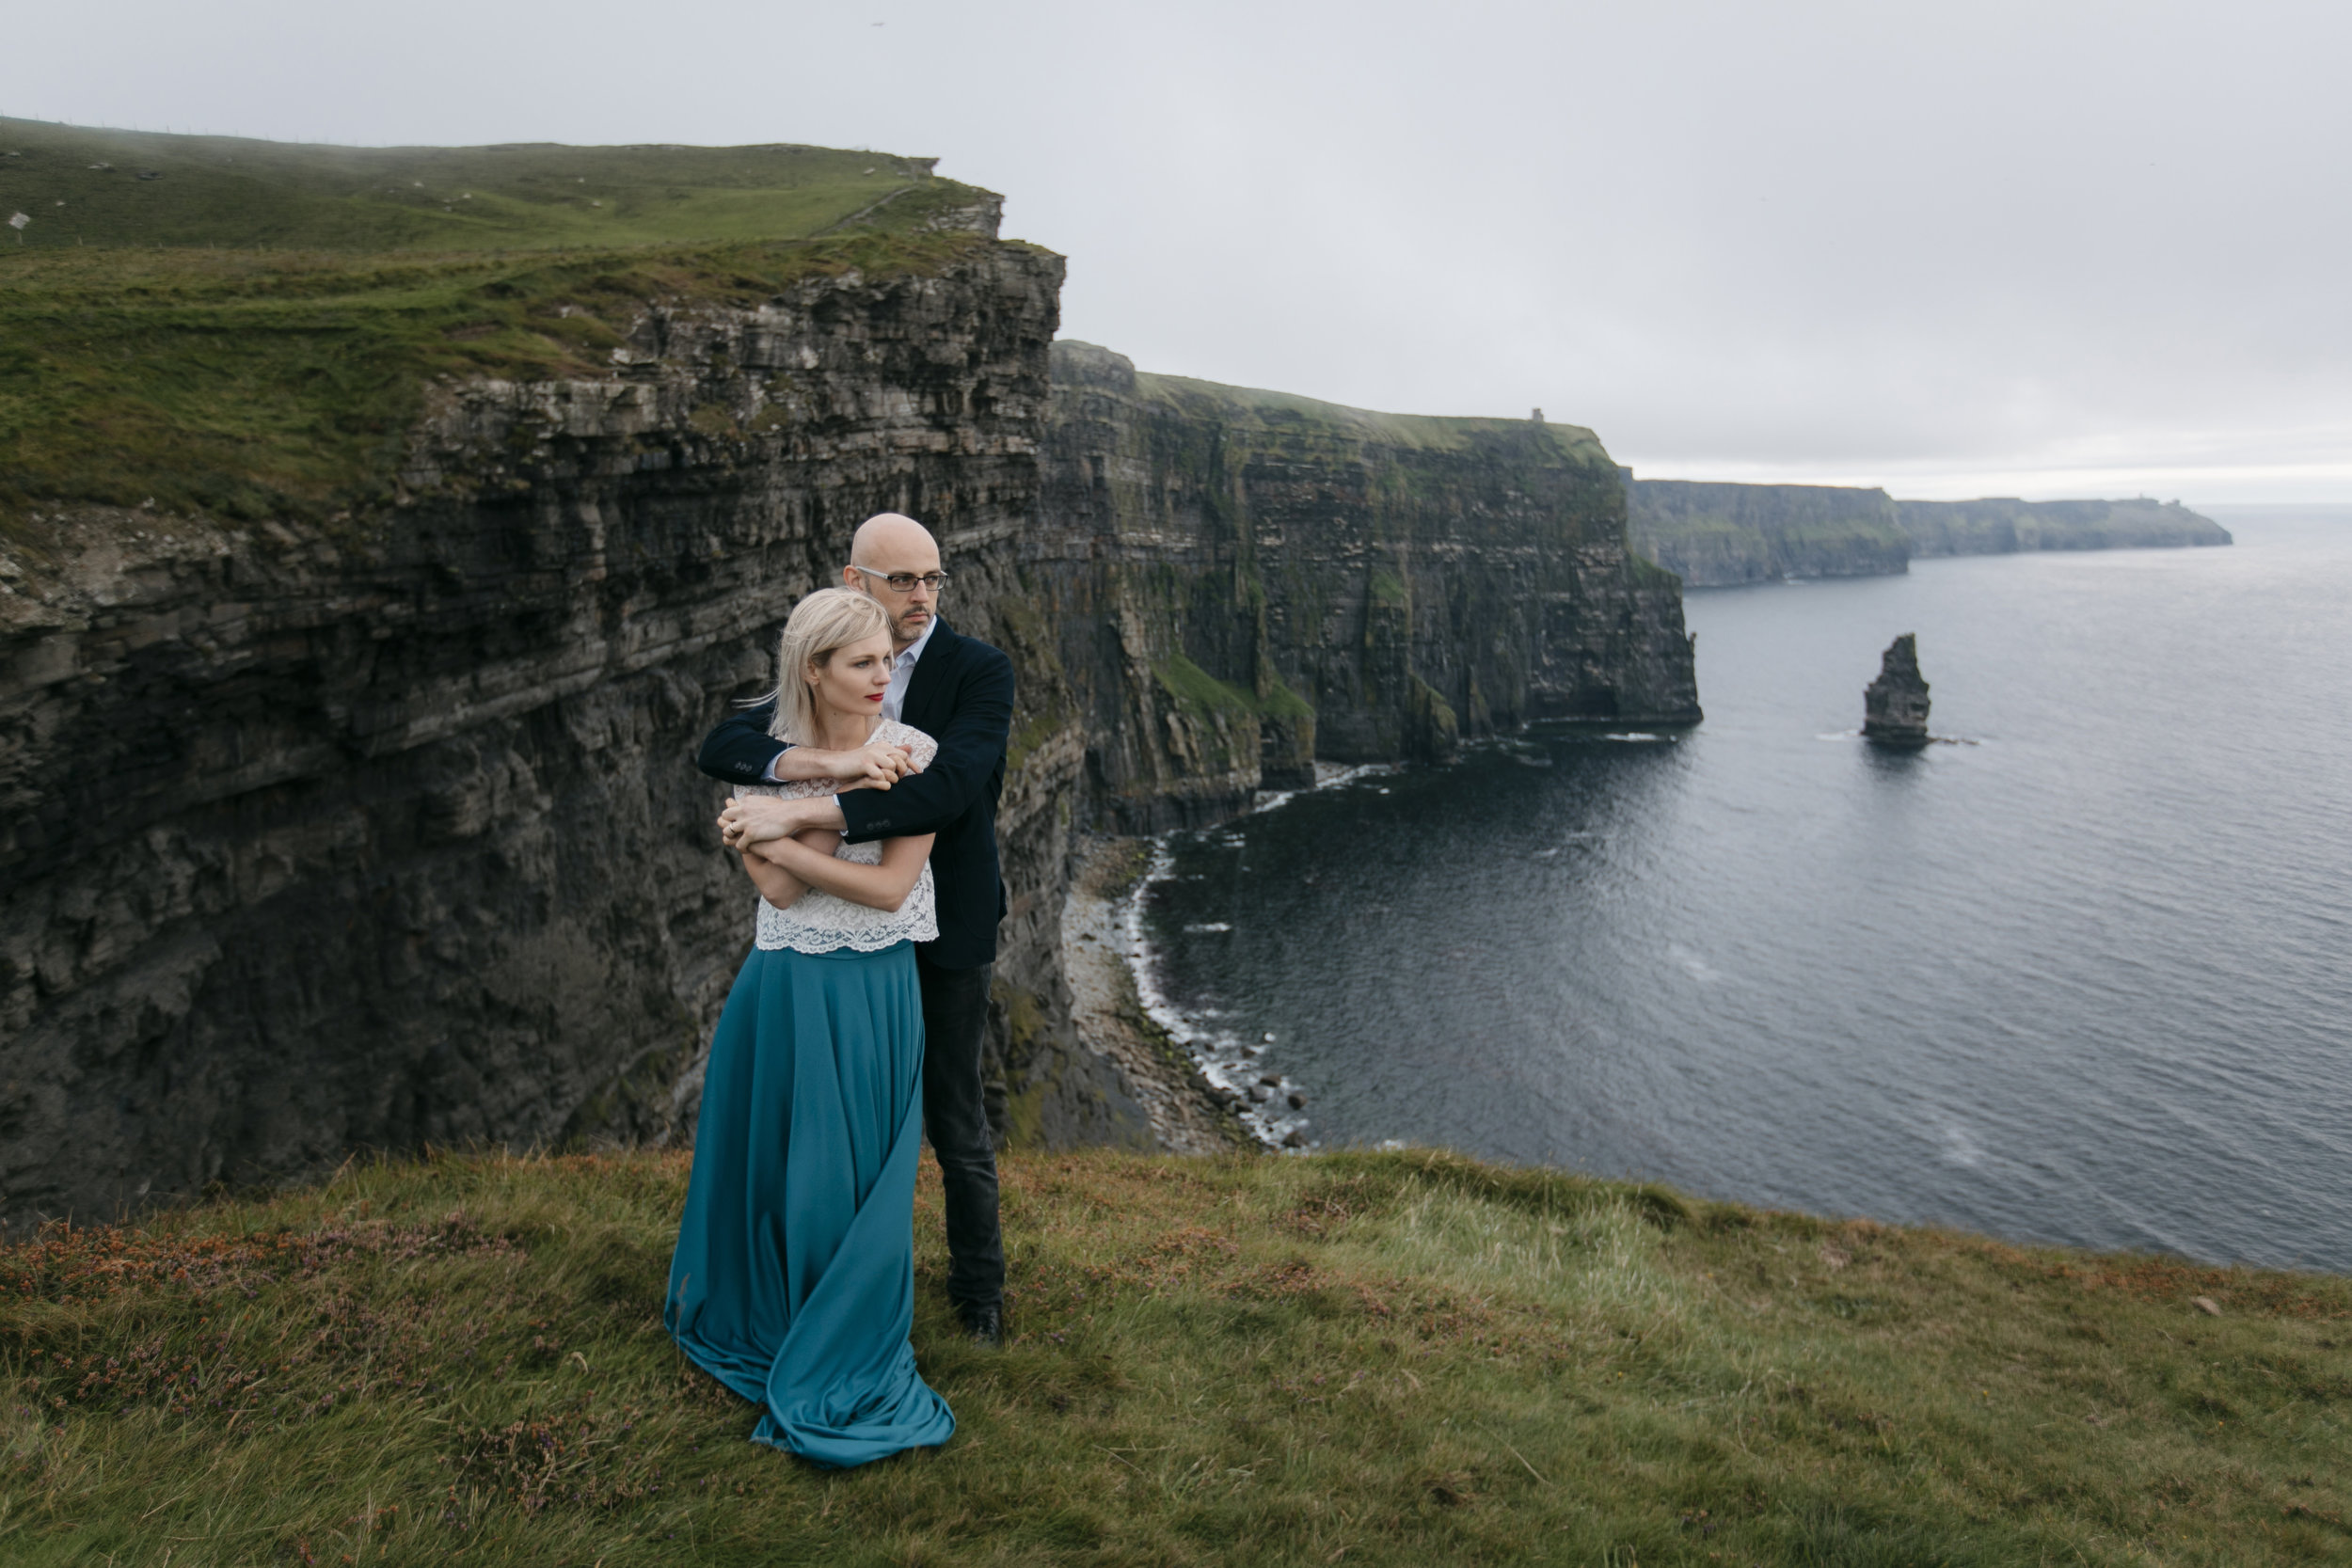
[739,847,805,911]
[736,829,843,911]
[750,832,935,912]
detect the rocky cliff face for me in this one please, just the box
[1862,633,1931,744]
[1895,498,2232,556]
[1628,481,2233,586]
[1036,344,1702,831]
[1626,476,1911,587]
[1,275,1708,1227]
[0,238,1157,1232]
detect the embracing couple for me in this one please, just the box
[662,512,1012,1468]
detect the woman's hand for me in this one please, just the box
[720,795,807,848]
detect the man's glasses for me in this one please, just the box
[850,565,951,594]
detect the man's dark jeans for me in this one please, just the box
[916,949,1003,1315]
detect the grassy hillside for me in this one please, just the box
[0,119,956,254]
[0,121,1009,524]
[5,1148,2344,1565]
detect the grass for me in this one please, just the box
[1132,371,1614,468]
[0,119,960,255]
[4,1148,2346,1565]
[1154,654,1311,727]
[0,120,1009,526]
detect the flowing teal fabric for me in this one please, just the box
[665,940,955,1467]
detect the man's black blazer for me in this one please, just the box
[695,617,1014,970]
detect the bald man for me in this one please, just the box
[698,514,1015,1345]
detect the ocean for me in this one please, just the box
[1136,506,2352,1271]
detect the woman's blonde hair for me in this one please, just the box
[768,587,894,744]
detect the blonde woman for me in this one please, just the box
[665,587,955,1466]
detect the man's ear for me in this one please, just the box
[840,564,861,591]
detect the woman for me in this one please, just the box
[664,587,955,1467]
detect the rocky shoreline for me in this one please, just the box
[1057,837,1253,1154]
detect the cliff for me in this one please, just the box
[1038,344,1702,831]
[1895,497,2233,556]
[1627,474,2233,587]
[1626,476,1910,587]
[0,135,1159,1231]
[1,128,1704,1227]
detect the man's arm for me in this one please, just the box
[837,647,1014,843]
[697,705,787,785]
[697,704,914,788]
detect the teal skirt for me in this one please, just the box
[664,940,955,1467]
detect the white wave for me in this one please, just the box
[1113,756,1392,1151]
[1667,942,1723,983]
[1939,1123,1987,1168]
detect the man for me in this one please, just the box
[700,513,1014,1346]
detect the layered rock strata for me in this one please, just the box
[1628,476,1910,587]
[1895,497,2232,556]
[1629,478,2233,586]
[0,239,1155,1232]
[1,282,1708,1227]
[1037,343,1703,832]
[1863,634,1931,744]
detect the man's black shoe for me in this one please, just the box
[958,1304,1002,1347]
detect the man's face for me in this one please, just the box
[844,536,944,648]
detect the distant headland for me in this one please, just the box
[1624,473,2232,587]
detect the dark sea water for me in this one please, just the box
[1139,506,2352,1272]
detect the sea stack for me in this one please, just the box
[1863,633,1931,744]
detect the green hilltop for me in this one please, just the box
[0,118,959,253]
[0,120,1009,524]
[1136,370,1616,468]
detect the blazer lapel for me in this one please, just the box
[902,617,960,733]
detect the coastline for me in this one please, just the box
[1057,836,1253,1153]
[1066,762,1400,1155]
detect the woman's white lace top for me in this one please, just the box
[741,720,940,954]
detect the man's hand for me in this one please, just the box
[838,740,918,790]
[772,741,919,790]
[719,795,811,848]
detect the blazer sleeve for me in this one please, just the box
[696,701,788,785]
[837,646,1014,843]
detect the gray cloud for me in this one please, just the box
[15,0,2349,499]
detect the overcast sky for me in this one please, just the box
[16,0,2350,500]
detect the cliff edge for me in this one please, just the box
[1040,343,1701,831]
[0,129,1703,1226]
